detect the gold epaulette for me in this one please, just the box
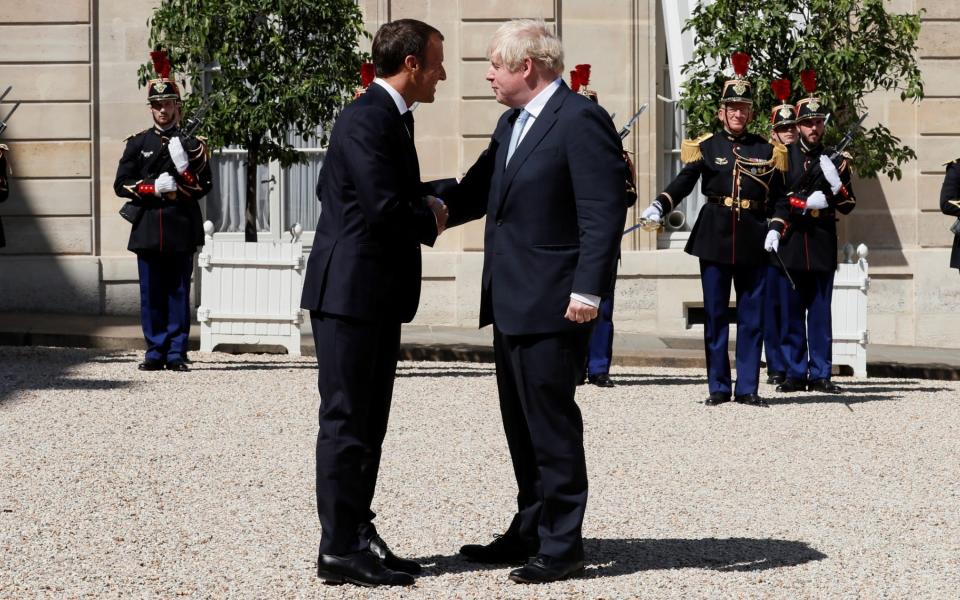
[771,141,789,172]
[943,157,960,167]
[680,133,713,164]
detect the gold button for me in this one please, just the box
[740,200,751,209]
[724,197,733,207]
[811,209,820,217]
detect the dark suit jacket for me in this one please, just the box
[300,83,438,323]
[941,160,960,269]
[0,145,8,248]
[442,82,627,336]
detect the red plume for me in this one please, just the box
[575,64,591,86]
[570,69,581,92]
[771,78,791,102]
[800,69,816,94]
[731,52,750,77]
[360,62,375,88]
[150,50,171,79]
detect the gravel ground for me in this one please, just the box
[1,345,959,599]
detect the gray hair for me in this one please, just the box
[486,19,563,75]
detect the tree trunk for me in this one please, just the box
[244,138,260,242]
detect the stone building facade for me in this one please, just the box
[0,0,958,347]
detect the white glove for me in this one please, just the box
[168,136,189,174]
[154,172,177,195]
[805,190,829,211]
[819,155,842,195]
[764,229,780,253]
[641,201,664,224]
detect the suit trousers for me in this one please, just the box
[782,270,834,381]
[763,264,788,376]
[699,259,765,396]
[136,251,194,363]
[311,311,401,554]
[493,325,590,561]
[586,295,615,376]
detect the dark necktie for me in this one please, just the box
[402,111,414,139]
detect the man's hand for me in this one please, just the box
[764,229,780,253]
[640,200,664,225]
[805,190,829,211]
[819,155,842,195]
[564,298,599,323]
[168,137,189,174]
[426,195,448,234]
[154,173,177,196]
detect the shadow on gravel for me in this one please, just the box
[604,375,707,386]
[415,537,826,578]
[583,537,827,575]
[396,369,494,378]
[832,385,950,394]
[766,393,897,406]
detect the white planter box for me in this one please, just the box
[832,243,869,377]
[196,222,305,355]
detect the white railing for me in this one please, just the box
[196,221,305,356]
[831,243,869,377]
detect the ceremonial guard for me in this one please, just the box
[940,158,960,273]
[640,53,787,407]
[0,143,8,248]
[767,70,855,394]
[763,78,799,386]
[114,51,212,372]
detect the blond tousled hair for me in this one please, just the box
[486,19,564,75]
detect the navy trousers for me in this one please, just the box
[312,312,401,554]
[782,269,834,381]
[494,326,590,561]
[136,251,194,363]
[699,259,765,396]
[763,264,788,376]
[586,295,614,376]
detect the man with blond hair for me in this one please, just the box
[440,19,626,583]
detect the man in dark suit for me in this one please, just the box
[940,158,960,272]
[300,19,448,588]
[440,19,626,584]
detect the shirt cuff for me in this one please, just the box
[570,292,600,308]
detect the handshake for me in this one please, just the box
[426,195,449,235]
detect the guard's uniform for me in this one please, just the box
[113,59,212,368]
[775,138,856,384]
[0,144,8,248]
[940,159,960,271]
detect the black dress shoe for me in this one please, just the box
[460,533,537,565]
[317,550,414,587]
[138,360,164,371]
[508,555,585,584]
[776,378,807,393]
[166,361,190,372]
[368,534,421,575]
[734,393,769,407]
[766,372,786,385]
[704,392,731,406]
[808,379,843,394]
[588,373,614,387]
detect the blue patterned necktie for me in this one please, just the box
[505,109,530,166]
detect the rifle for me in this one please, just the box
[788,111,867,198]
[144,97,213,198]
[0,86,22,137]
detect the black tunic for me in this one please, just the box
[113,126,213,253]
[657,130,785,267]
[940,159,960,270]
[777,140,856,273]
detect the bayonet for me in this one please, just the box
[618,104,648,140]
[0,86,21,137]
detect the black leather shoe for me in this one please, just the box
[588,373,614,387]
[166,361,190,372]
[509,555,585,584]
[704,392,731,406]
[776,378,806,393]
[808,379,843,394]
[138,360,164,371]
[766,372,786,385]
[734,393,769,407]
[460,533,537,565]
[317,550,414,587]
[368,534,421,575]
